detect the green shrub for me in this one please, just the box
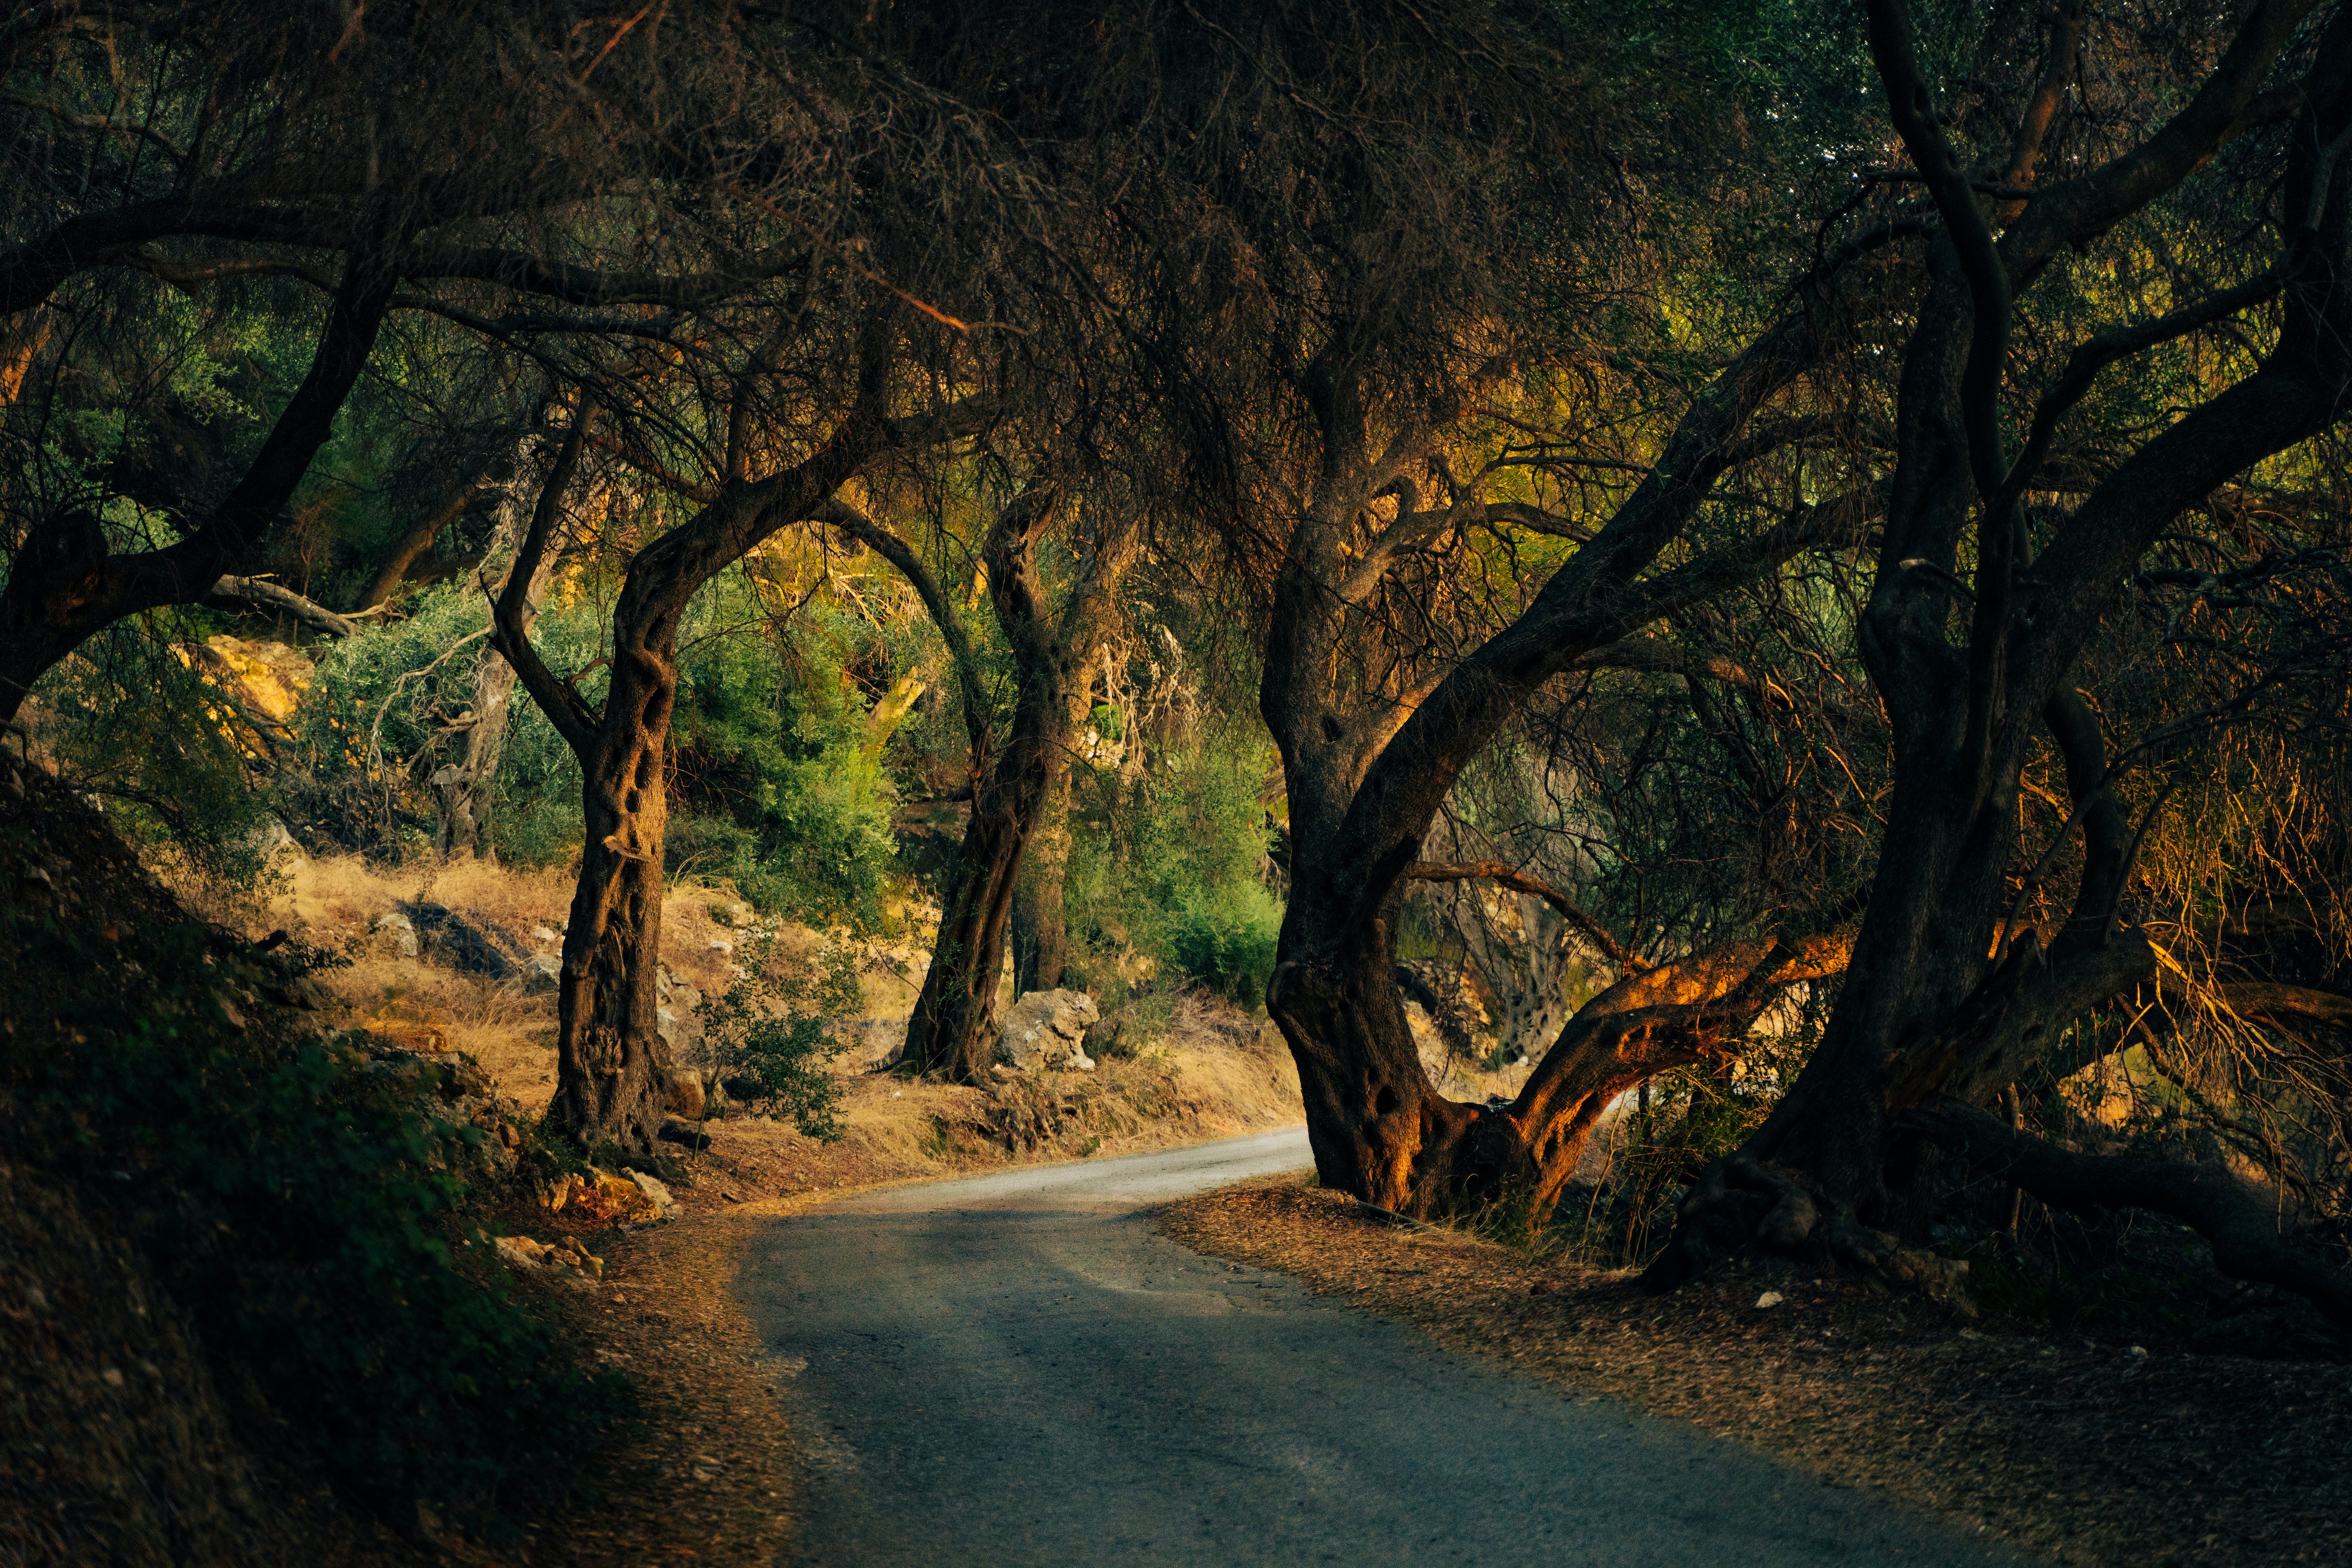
[9,916,626,1534]
[666,585,899,926]
[30,617,277,882]
[1065,728,1283,1006]
[701,933,862,1138]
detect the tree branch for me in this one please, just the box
[203,575,360,638]
[492,407,599,757]
[1905,1096,2352,1327]
[1402,860,1644,972]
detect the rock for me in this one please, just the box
[530,925,563,945]
[519,954,562,995]
[1082,1015,1136,1061]
[546,1167,667,1226]
[666,1070,706,1120]
[398,901,519,980]
[659,1118,712,1152]
[494,1234,556,1272]
[707,938,734,955]
[1755,1291,1785,1309]
[244,817,303,866]
[623,1168,678,1216]
[994,989,1101,1072]
[366,1021,448,1054]
[373,911,419,958]
[492,1233,603,1281]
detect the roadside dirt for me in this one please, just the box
[460,1213,799,1568]
[1158,1178,2352,1568]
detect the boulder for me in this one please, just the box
[398,901,519,980]
[517,953,563,995]
[995,989,1101,1072]
[623,1168,678,1218]
[666,1069,706,1120]
[244,817,303,866]
[372,911,419,958]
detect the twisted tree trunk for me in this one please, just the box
[496,350,897,1151]
[834,489,1133,1080]
[1641,0,2352,1300]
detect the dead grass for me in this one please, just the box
[1158,1179,2352,1567]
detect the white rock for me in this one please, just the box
[519,954,562,995]
[995,989,1101,1071]
[1755,1291,1785,1309]
[372,911,419,957]
[623,1168,677,1217]
[530,925,562,945]
[707,938,734,955]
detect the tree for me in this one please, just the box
[827,473,1141,1080]
[1642,0,2352,1313]
[1102,0,1897,1215]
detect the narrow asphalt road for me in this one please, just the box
[740,1130,2027,1566]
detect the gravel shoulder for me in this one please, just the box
[1156,1178,2352,1567]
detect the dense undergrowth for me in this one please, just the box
[0,762,628,1543]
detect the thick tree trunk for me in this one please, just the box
[544,652,677,1151]
[495,336,897,1150]
[1638,4,2352,1293]
[1011,789,1072,994]
[899,490,1071,1078]
[902,751,1047,1078]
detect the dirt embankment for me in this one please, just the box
[267,851,1302,1210]
[1158,1179,2352,1568]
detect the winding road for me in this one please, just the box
[740,1129,2027,1566]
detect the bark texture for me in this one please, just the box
[1639,0,2352,1299]
[496,352,895,1149]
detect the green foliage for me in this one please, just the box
[668,582,899,926]
[1065,730,1282,1006]
[701,933,862,1138]
[7,918,626,1533]
[29,617,275,881]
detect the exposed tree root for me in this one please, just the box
[1637,1154,1973,1307]
[1903,1096,2352,1329]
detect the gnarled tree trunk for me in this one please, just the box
[1641,0,2352,1299]
[497,359,895,1151]
[834,487,1134,1080]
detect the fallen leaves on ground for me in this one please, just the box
[1158,1179,2352,1567]
[456,1214,796,1568]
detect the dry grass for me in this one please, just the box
[1158,1179,2352,1568]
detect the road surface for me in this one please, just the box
[739,1129,2026,1565]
